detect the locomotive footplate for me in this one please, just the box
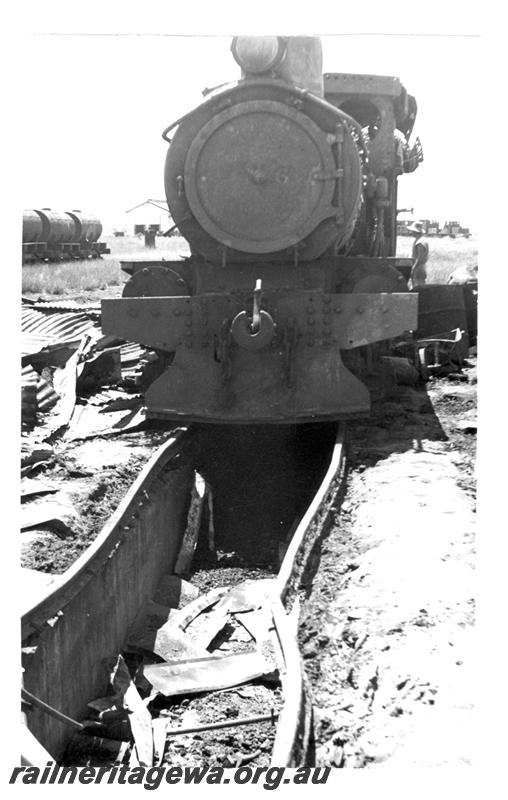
[101,291,417,423]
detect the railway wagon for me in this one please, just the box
[22,209,110,263]
[102,35,424,424]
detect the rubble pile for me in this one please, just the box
[62,576,282,768]
[20,298,166,573]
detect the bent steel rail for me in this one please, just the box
[273,424,346,765]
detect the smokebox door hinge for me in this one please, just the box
[311,168,344,182]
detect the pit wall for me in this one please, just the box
[22,433,194,759]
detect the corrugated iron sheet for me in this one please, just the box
[119,341,148,365]
[88,335,149,367]
[21,365,61,421]
[22,307,98,339]
[21,366,38,424]
[37,375,60,412]
[22,334,57,356]
[28,300,101,316]
[22,307,100,358]
[45,345,84,435]
[21,302,155,435]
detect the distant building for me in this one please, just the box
[397,216,472,238]
[396,210,415,236]
[421,219,440,236]
[125,199,173,235]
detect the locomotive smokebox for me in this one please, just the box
[164,35,361,263]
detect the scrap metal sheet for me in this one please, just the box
[118,342,147,365]
[143,651,276,697]
[21,478,58,498]
[28,300,101,315]
[63,401,145,441]
[110,655,153,767]
[22,307,97,337]
[21,365,60,422]
[21,366,38,424]
[22,307,99,357]
[37,374,60,412]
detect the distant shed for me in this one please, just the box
[126,199,173,235]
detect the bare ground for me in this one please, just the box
[299,361,476,768]
[21,430,172,573]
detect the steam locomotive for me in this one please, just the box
[22,208,109,263]
[102,36,423,424]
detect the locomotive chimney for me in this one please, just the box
[276,36,324,97]
[232,35,324,97]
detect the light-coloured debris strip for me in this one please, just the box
[110,654,154,767]
[143,651,278,697]
[215,578,278,614]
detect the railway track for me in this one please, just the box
[21,423,346,769]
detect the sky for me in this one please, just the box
[14,21,481,232]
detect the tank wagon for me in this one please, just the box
[102,35,423,424]
[22,209,110,263]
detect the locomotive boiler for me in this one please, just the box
[102,36,423,423]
